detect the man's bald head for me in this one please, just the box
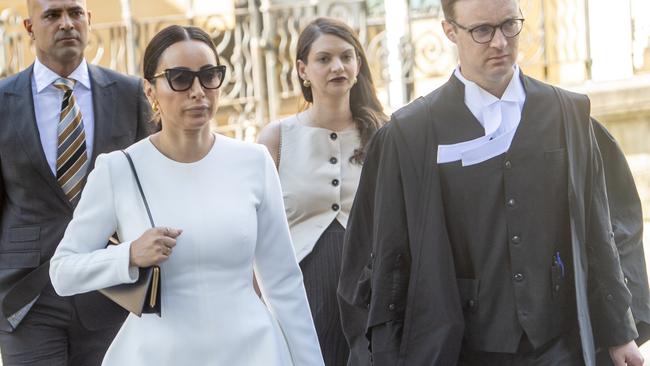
[26,0,87,17]
[23,0,91,76]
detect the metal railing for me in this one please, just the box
[2,0,649,138]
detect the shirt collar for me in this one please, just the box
[454,64,525,110]
[33,58,91,93]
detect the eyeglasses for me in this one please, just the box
[448,18,525,44]
[151,65,227,92]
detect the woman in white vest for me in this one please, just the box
[258,17,387,366]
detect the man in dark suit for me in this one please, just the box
[0,0,152,364]
[338,0,649,365]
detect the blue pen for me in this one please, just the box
[555,251,565,278]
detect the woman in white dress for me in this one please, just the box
[49,25,324,366]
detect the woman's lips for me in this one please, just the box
[487,54,509,62]
[329,77,348,83]
[185,105,209,113]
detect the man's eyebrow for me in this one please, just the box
[67,5,85,12]
[42,8,62,17]
[467,16,520,29]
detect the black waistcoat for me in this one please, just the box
[434,77,576,353]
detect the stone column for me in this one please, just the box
[119,0,136,75]
[384,0,409,109]
[586,0,633,81]
[631,0,650,73]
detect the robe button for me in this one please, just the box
[468,299,476,308]
[388,303,396,311]
[504,160,512,169]
[511,235,521,244]
[507,198,517,208]
[330,157,338,164]
[330,132,338,141]
[606,294,614,301]
[332,179,340,187]
[513,273,524,282]
[331,203,340,211]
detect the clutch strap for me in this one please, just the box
[121,150,155,228]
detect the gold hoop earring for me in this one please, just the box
[303,79,311,88]
[152,101,159,113]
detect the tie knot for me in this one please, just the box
[53,78,76,91]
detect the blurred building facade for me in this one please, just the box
[1,0,649,213]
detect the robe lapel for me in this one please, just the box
[507,74,564,154]
[432,76,485,144]
[7,65,72,209]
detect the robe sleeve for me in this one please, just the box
[338,126,390,366]
[585,119,639,347]
[593,119,650,343]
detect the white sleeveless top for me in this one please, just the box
[278,115,362,262]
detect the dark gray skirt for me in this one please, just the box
[300,219,350,366]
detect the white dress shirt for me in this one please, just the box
[437,65,526,166]
[32,58,95,175]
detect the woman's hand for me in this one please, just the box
[129,227,182,267]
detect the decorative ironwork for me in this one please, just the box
[260,0,366,121]
[517,0,548,79]
[0,8,27,78]
[2,0,633,137]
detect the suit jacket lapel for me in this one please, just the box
[7,65,72,208]
[88,65,117,170]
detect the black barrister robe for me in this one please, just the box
[337,74,649,366]
[593,120,650,365]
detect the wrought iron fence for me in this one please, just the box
[2,0,647,138]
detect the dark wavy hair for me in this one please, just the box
[142,25,221,124]
[296,17,387,164]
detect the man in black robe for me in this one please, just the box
[337,0,649,365]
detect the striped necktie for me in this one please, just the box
[53,78,88,202]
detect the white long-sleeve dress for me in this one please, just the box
[50,134,325,366]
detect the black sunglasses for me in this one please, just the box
[152,65,227,92]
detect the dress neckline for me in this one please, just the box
[293,111,357,134]
[145,133,220,167]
